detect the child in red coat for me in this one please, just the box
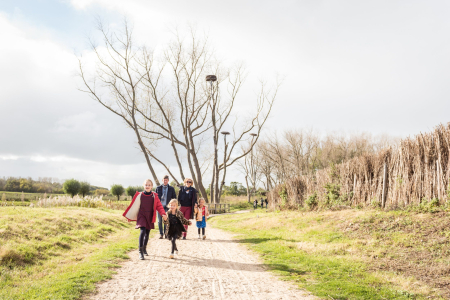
[123,179,167,260]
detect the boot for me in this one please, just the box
[138,247,145,260]
[143,245,149,256]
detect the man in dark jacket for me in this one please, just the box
[156,175,177,239]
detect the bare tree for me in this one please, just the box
[78,19,161,185]
[78,20,279,201]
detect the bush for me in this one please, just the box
[305,193,318,210]
[63,179,81,197]
[110,184,125,201]
[125,185,142,196]
[278,185,287,207]
[79,181,91,197]
[324,183,341,207]
[94,188,109,196]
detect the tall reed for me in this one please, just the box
[269,123,450,209]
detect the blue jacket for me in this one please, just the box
[155,184,177,207]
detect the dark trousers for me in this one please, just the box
[198,228,205,235]
[157,206,169,236]
[139,227,150,248]
[171,236,178,253]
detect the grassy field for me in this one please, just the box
[0,206,143,300]
[220,195,254,212]
[210,209,450,299]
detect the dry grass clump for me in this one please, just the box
[34,195,128,210]
[269,123,450,210]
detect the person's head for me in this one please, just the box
[184,178,193,187]
[163,175,169,186]
[199,198,205,207]
[143,179,153,192]
[168,199,178,211]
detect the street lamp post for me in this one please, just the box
[206,75,217,203]
[219,131,230,202]
[249,133,257,203]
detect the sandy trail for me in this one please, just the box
[88,222,316,300]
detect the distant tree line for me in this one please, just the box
[0,177,64,194]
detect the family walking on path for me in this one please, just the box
[89,175,315,299]
[122,176,209,260]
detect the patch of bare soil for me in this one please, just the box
[87,224,316,300]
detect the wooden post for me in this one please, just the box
[381,162,388,208]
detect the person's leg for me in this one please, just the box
[202,228,205,235]
[138,227,146,260]
[157,211,163,237]
[171,236,178,254]
[143,229,150,255]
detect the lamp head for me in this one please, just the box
[206,75,217,82]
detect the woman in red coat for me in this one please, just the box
[123,179,167,260]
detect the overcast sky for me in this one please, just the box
[1,0,449,188]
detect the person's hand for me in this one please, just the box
[194,203,198,208]
[163,215,168,221]
[188,221,192,225]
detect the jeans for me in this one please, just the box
[157,206,169,235]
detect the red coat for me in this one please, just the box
[123,192,166,222]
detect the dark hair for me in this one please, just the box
[163,175,169,180]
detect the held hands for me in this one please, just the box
[163,215,168,221]
[194,203,198,208]
[188,221,192,225]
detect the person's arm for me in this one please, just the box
[205,206,209,217]
[193,189,198,205]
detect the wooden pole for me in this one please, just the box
[382,162,387,208]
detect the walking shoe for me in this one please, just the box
[138,247,145,260]
[169,253,174,259]
[202,235,206,240]
[159,235,163,239]
[198,235,201,239]
[174,250,178,256]
[182,236,186,240]
[143,245,149,256]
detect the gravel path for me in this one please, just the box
[88,223,316,300]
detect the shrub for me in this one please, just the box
[126,185,142,196]
[110,184,125,201]
[79,181,91,197]
[278,185,287,207]
[94,188,109,196]
[305,193,318,210]
[371,197,381,208]
[324,183,341,207]
[63,179,81,197]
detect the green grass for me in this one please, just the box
[210,210,442,299]
[0,206,143,299]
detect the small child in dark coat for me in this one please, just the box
[253,199,258,209]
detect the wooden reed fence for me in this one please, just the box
[269,123,450,209]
